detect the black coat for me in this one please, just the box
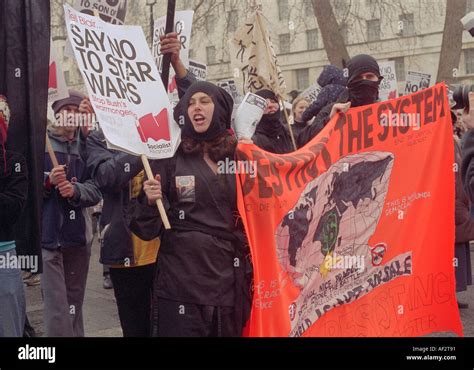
[297,90,350,148]
[129,148,252,332]
[0,151,28,242]
[252,118,296,154]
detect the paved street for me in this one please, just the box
[24,240,474,337]
[25,238,122,337]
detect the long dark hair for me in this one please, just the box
[181,130,237,163]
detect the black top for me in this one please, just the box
[0,150,28,242]
[130,148,242,307]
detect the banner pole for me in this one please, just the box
[141,154,171,230]
[45,134,59,167]
[254,11,297,151]
[161,0,176,91]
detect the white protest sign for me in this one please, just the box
[65,0,128,57]
[188,59,207,81]
[232,92,267,139]
[217,79,242,104]
[379,61,399,101]
[301,83,321,103]
[64,4,180,159]
[74,0,127,24]
[404,71,431,95]
[152,10,194,73]
[152,11,194,107]
[48,40,69,103]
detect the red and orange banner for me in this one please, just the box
[236,83,463,337]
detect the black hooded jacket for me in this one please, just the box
[252,89,296,154]
[301,65,347,123]
[0,150,28,241]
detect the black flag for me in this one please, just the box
[0,0,50,272]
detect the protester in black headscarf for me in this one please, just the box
[252,89,295,154]
[128,81,252,337]
[297,54,383,147]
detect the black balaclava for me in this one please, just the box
[347,54,383,107]
[174,81,234,142]
[255,89,282,137]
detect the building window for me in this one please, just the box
[279,33,290,54]
[465,49,474,74]
[228,10,238,32]
[278,0,289,20]
[339,23,349,45]
[306,29,318,50]
[399,13,415,36]
[367,19,381,42]
[206,14,216,33]
[304,0,313,15]
[296,68,309,90]
[390,57,405,81]
[206,46,216,64]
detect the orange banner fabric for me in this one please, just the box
[236,83,463,337]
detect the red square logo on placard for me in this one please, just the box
[136,109,170,143]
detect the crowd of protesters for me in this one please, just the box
[1,28,473,338]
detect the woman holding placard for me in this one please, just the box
[129,81,252,337]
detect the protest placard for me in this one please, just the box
[232,92,267,139]
[65,0,128,57]
[379,61,399,101]
[301,83,321,103]
[74,0,127,24]
[217,79,242,104]
[188,59,207,81]
[64,3,180,159]
[404,70,431,95]
[152,10,193,73]
[48,40,69,103]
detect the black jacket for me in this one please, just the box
[297,89,350,148]
[301,65,346,123]
[252,119,296,154]
[0,151,28,242]
[128,148,252,334]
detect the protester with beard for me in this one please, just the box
[251,89,295,154]
[128,81,252,337]
[297,54,383,147]
[0,95,28,337]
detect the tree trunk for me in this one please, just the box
[311,0,350,68]
[436,0,467,84]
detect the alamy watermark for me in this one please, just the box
[0,253,38,273]
[217,158,257,178]
[323,252,365,273]
[379,112,421,130]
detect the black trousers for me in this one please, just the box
[154,297,237,337]
[109,264,156,337]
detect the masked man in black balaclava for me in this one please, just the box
[252,89,296,154]
[297,54,383,147]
